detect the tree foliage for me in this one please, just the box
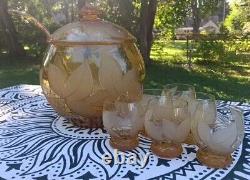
[190,0,220,36]
[154,0,189,39]
[154,0,220,39]
[0,0,26,56]
[0,0,245,61]
[0,0,160,64]
[225,0,250,33]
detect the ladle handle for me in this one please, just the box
[8,10,53,42]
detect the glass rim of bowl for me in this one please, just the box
[195,92,216,102]
[164,83,195,91]
[143,92,189,108]
[143,89,182,100]
[143,89,192,101]
[143,89,163,96]
[103,93,139,106]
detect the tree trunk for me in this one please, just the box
[117,0,134,35]
[147,0,158,59]
[78,0,86,11]
[138,0,158,66]
[42,0,53,17]
[191,0,201,39]
[0,0,25,56]
[63,0,70,23]
[71,0,76,22]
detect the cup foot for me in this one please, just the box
[70,116,103,128]
[197,149,233,168]
[139,129,150,139]
[151,141,183,158]
[184,132,196,145]
[110,137,139,151]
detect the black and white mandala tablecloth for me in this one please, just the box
[0,85,249,180]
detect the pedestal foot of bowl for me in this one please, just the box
[70,116,103,128]
[196,149,233,168]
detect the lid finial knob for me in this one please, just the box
[79,4,100,21]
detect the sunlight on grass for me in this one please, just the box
[148,40,250,102]
[0,56,40,88]
[151,40,187,63]
[24,46,30,50]
[1,51,7,54]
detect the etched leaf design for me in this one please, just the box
[153,103,173,121]
[203,102,217,124]
[231,107,245,147]
[67,99,99,117]
[117,69,142,100]
[129,110,139,135]
[103,111,134,137]
[48,60,93,101]
[135,96,153,131]
[53,52,68,72]
[103,111,119,136]
[145,110,165,141]
[46,96,66,116]
[175,119,191,142]
[47,64,68,97]
[65,61,94,101]
[163,120,178,141]
[197,121,211,147]
[99,53,122,98]
[67,90,108,118]
[210,123,237,154]
[164,86,178,97]
[122,43,145,81]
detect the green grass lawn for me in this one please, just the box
[0,41,249,102]
[145,62,250,102]
[0,55,40,88]
[148,40,250,102]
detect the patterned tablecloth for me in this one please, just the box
[0,85,249,180]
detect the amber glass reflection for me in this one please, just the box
[145,94,191,158]
[164,84,196,144]
[137,89,163,137]
[103,98,140,151]
[164,84,195,99]
[191,102,245,168]
[40,44,144,128]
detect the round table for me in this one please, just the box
[0,85,249,180]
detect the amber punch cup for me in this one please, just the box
[136,89,165,137]
[164,83,196,145]
[186,92,217,145]
[191,96,245,168]
[145,92,191,158]
[102,97,141,151]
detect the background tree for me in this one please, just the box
[97,0,139,37]
[0,0,25,56]
[0,0,221,63]
[78,0,86,10]
[191,0,200,36]
[155,0,189,39]
[225,0,250,34]
[78,0,158,65]
[138,0,158,65]
[0,0,159,64]
[190,0,220,37]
